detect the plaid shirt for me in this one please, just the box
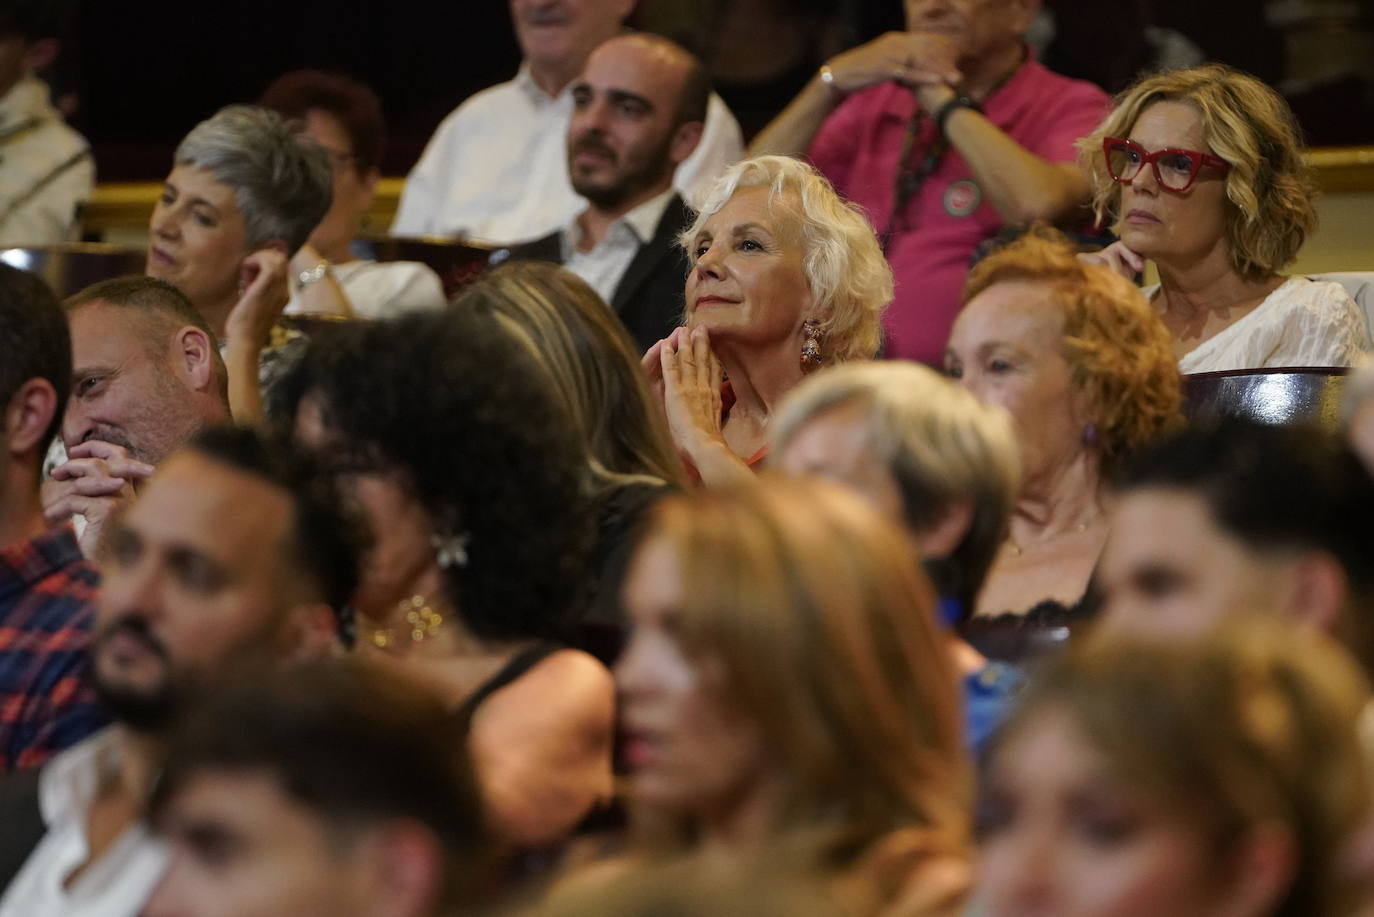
[0,524,108,772]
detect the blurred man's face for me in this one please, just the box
[145,770,395,917]
[509,0,631,76]
[566,36,691,210]
[91,451,301,729]
[1097,487,1289,638]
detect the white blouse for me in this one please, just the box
[1146,277,1370,374]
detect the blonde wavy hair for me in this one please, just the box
[680,155,892,364]
[639,479,971,874]
[1078,64,1317,280]
[963,227,1183,473]
[771,361,1021,616]
[992,623,1372,917]
[456,261,684,493]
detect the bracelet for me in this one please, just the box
[934,94,982,137]
[296,260,329,290]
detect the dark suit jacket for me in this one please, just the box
[494,194,692,354]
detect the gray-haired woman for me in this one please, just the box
[147,104,332,419]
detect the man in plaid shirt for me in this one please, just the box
[0,264,106,771]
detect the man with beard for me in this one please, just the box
[498,33,706,351]
[41,277,230,556]
[0,264,105,772]
[0,425,361,916]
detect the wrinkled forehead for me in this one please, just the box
[68,302,175,368]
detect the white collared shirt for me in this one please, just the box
[560,188,675,306]
[393,64,742,245]
[0,729,169,917]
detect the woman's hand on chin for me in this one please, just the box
[1077,241,1145,280]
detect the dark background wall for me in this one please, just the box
[51,0,1374,182]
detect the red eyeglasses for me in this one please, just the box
[1103,137,1230,192]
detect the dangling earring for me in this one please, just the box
[431,531,470,569]
[1082,422,1099,447]
[800,319,822,369]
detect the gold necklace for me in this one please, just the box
[371,594,444,648]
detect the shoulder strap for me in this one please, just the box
[453,643,563,728]
[0,768,47,893]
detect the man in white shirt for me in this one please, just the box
[497,32,705,351]
[393,0,742,245]
[0,1,93,246]
[0,426,362,917]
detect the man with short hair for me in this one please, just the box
[0,0,93,245]
[143,660,487,917]
[0,263,105,772]
[1097,419,1374,672]
[501,32,706,350]
[393,0,743,245]
[751,0,1108,364]
[0,425,362,916]
[41,276,230,555]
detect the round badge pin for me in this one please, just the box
[942,179,982,218]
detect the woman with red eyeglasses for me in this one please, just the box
[1076,64,1367,373]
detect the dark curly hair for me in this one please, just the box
[275,308,592,642]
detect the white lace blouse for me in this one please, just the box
[1143,277,1370,374]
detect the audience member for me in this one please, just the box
[258,69,446,320]
[276,307,615,852]
[614,480,971,916]
[750,0,1108,365]
[147,105,332,419]
[456,262,681,638]
[0,264,104,771]
[1343,357,1374,476]
[0,426,361,916]
[1097,418,1374,674]
[497,33,706,353]
[976,624,1371,917]
[772,361,1022,750]
[144,660,488,917]
[944,229,1181,626]
[1078,64,1369,371]
[42,277,229,555]
[0,0,92,245]
[647,155,891,486]
[392,1,743,244]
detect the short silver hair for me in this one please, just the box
[772,360,1021,611]
[679,155,892,363]
[174,105,332,254]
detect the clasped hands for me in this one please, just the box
[642,325,727,463]
[822,31,963,100]
[42,441,155,557]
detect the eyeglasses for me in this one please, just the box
[1103,137,1230,192]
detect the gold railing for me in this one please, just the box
[85,177,407,236]
[83,150,1374,238]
